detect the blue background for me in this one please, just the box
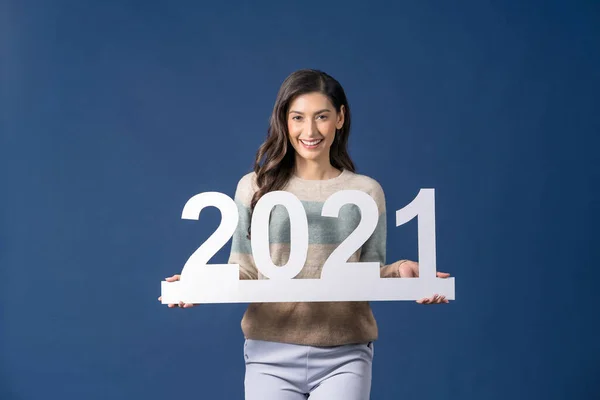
[2,1,599,399]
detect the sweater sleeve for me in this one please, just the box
[228,174,259,280]
[359,180,387,268]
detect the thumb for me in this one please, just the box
[436,272,450,278]
[398,262,416,278]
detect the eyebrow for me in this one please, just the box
[289,109,332,115]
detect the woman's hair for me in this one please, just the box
[248,69,356,237]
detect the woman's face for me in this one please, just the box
[287,92,345,164]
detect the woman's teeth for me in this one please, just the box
[300,139,323,146]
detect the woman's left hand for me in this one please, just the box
[395,260,451,304]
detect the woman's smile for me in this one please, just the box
[299,138,323,149]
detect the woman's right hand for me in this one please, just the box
[157,274,196,308]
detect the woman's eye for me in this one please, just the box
[292,116,302,121]
[317,115,328,120]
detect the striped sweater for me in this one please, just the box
[228,168,392,346]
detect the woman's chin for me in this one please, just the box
[298,151,326,161]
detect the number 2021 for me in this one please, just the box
[179,188,439,280]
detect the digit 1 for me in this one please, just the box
[395,189,437,279]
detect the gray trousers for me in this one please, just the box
[243,339,374,399]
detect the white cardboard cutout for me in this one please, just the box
[160,188,455,304]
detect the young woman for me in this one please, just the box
[160,69,450,399]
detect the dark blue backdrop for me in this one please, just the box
[2,1,599,399]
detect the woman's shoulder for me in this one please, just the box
[233,171,258,204]
[236,171,257,187]
[333,170,386,212]
[344,170,385,195]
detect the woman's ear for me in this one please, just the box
[337,105,345,129]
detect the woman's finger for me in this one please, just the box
[158,296,183,307]
[165,274,181,282]
[418,293,449,304]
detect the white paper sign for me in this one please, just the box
[160,188,455,304]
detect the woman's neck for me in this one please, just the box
[294,159,342,181]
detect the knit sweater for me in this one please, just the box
[227,168,390,346]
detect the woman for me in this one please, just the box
[160,69,450,399]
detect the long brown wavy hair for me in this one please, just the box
[248,69,356,236]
